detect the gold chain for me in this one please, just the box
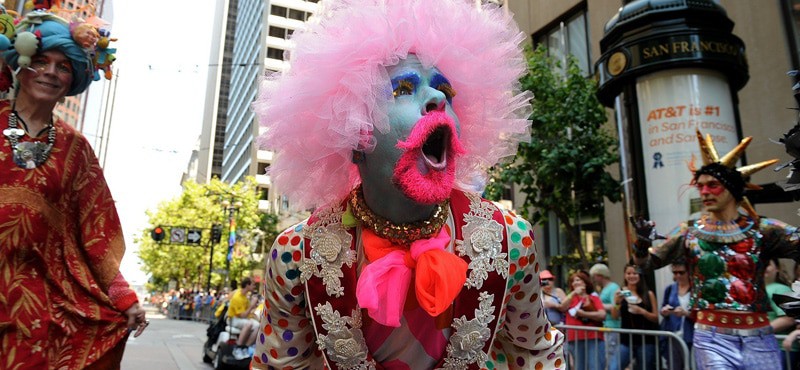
[349,186,449,246]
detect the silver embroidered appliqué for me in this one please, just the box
[442,292,495,369]
[315,303,376,370]
[299,205,356,297]
[456,192,508,289]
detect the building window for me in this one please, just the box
[281,195,289,212]
[257,162,270,175]
[533,10,590,76]
[271,5,287,17]
[288,9,305,21]
[269,26,286,39]
[267,47,284,60]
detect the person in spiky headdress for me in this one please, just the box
[631,129,799,370]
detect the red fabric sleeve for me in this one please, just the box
[108,272,138,312]
[71,130,127,291]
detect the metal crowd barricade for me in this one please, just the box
[195,302,217,323]
[166,300,220,324]
[775,334,797,370]
[556,324,690,370]
[556,326,797,370]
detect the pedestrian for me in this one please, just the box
[612,264,659,370]
[659,260,694,370]
[0,10,145,370]
[560,271,606,370]
[250,0,565,368]
[541,269,567,325]
[590,263,622,370]
[631,129,799,370]
[764,258,796,369]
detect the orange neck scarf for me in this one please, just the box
[355,228,468,327]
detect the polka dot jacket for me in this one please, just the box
[253,190,565,369]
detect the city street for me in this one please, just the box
[121,305,216,370]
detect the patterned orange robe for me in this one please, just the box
[0,100,137,369]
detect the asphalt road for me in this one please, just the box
[121,305,216,370]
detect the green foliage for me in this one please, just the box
[549,249,608,269]
[136,177,278,291]
[486,46,621,268]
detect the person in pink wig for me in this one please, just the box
[251,0,565,368]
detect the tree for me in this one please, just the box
[486,46,621,270]
[136,177,278,292]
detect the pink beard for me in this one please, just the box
[392,111,466,205]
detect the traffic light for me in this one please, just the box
[151,226,166,242]
[211,224,223,244]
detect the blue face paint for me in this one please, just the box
[357,54,462,223]
[429,74,454,104]
[391,73,421,97]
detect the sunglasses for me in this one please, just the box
[672,271,687,275]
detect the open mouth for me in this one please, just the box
[391,111,465,204]
[421,126,449,171]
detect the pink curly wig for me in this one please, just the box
[253,0,532,210]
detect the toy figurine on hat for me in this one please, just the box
[251,0,565,369]
[0,4,117,93]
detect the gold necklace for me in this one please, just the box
[349,186,449,246]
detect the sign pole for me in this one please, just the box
[207,239,214,293]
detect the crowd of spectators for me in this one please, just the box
[146,285,236,323]
[545,260,799,370]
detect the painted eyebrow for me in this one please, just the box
[430,73,451,88]
[390,72,421,91]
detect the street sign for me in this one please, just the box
[187,228,202,244]
[170,227,186,244]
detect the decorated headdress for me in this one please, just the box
[692,129,778,219]
[253,0,532,210]
[0,6,117,96]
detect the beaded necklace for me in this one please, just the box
[694,214,755,243]
[2,108,55,169]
